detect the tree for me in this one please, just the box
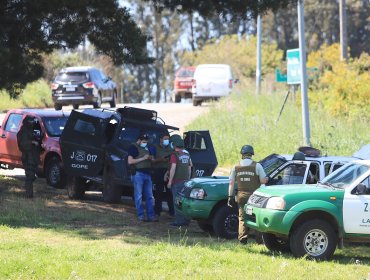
[0,0,151,97]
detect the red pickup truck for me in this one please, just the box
[0,109,69,188]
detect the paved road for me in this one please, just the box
[0,102,209,178]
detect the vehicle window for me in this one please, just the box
[177,69,194,77]
[324,162,332,176]
[42,116,69,137]
[259,154,287,176]
[196,67,227,79]
[119,127,163,145]
[4,113,22,132]
[73,119,96,135]
[184,133,207,150]
[55,72,89,83]
[272,163,308,185]
[332,164,343,172]
[308,163,320,184]
[323,163,370,189]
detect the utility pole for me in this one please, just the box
[255,14,262,95]
[297,0,311,146]
[339,0,348,62]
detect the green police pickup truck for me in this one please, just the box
[175,153,354,239]
[244,160,370,260]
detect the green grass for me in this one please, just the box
[0,176,369,279]
[186,91,370,167]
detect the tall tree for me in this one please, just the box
[0,0,151,97]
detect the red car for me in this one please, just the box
[0,109,69,188]
[172,66,195,103]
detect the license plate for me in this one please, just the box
[246,206,253,215]
[65,87,76,92]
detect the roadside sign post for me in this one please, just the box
[297,0,311,146]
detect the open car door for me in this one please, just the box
[60,110,116,177]
[259,153,288,176]
[183,130,218,177]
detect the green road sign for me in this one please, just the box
[287,49,301,85]
[275,68,287,83]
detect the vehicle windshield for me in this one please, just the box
[55,72,89,83]
[177,68,194,78]
[42,116,69,137]
[321,162,370,189]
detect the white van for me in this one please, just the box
[191,64,233,106]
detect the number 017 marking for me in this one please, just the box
[87,154,97,162]
[195,169,205,177]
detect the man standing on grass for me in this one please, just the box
[151,133,174,218]
[128,133,157,222]
[17,116,41,198]
[228,145,268,244]
[167,136,192,227]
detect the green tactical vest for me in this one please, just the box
[235,162,260,193]
[173,151,191,181]
[152,144,172,169]
[133,144,151,170]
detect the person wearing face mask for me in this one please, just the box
[128,133,157,222]
[151,133,174,218]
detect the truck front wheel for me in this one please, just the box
[45,157,66,189]
[262,233,290,252]
[66,176,87,200]
[197,220,214,234]
[290,219,337,260]
[212,204,238,239]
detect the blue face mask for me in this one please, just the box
[163,139,169,146]
[140,142,147,148]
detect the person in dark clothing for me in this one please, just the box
[128,133,157,222]
[151,133,174,217]
[17,116,41,198]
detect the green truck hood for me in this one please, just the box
[188,176,229,200]
[254,184,345,209]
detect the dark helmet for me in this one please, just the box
[172,137,184,148]
[293,151,306,161]
[169,134,182,142]
[240,145,254,155]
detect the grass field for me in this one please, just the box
[186,91,370,167]
[0,175,369,279]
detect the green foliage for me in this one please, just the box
[180,35,283,83]
[186,91,369,167]
[307,44,370,119]
[0,80,52,111]
[0,0,150,96]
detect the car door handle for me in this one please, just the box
[1,134,6,138]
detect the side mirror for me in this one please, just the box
[355,183,367,195]
[234,78,239,84]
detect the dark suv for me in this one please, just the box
[59,107,218,203]
[51,66,117,110]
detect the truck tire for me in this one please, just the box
[102,179,122,203]
[66,176,87,200]
[262,233,290,252]
[197,220,214,234]
[93,93,102,108]
[290,219,337,260]
[212,204,238,239]
[45,157,66,189]
[192,99,199,106]
[174,94,181,103]
[110,91,116,108]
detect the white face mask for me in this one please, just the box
[140,142,147,148]
[163,139,169,146]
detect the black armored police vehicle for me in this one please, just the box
[59,106,218,203]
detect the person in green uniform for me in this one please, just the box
[167,136,192,227]
[228,145,268,244]
[151,133,174,217]
[17,116,41,198]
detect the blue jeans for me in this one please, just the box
[171,181,190,225]
[132,171,154,220]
